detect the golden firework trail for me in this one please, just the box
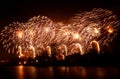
[0,8,119,58]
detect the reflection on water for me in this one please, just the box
[18,65,24,79]
[0,66,120,79]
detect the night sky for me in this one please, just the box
[0,0,120,59]
[0,0,120,26]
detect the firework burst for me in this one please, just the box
[0,8,119,59]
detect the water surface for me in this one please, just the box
[0,66,120,79]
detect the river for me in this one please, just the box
[0,66,120,79]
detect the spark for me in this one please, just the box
[16,30,23,39]
[75,43,84,55]
[18,46,23,58]
[91,40,100,54]
[73,33,80,39]
[46,46,52,57]
[30,45,36,58]
[44,27,50,33]
[0,8,119,59]
[106,26,114,34]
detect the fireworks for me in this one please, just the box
[91,40,100,53]
[0,8,119,59]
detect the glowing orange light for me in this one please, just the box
[46,46,52,57]
[73,33,81,40]
[45,27,50,32]
[19,62,22,65]
[36,60,38,63]
[76,43,84,55]
[19,54,23,58]
[91,40,100,53]
[30,45,36,58]
[94,28,99,34]
[106,26,114,34]
[74,33,79,39]
[108,28,114,33]
[18,45,24,58]
[16,31,23,38]
[23,61,27,64]
[29,29,34,36]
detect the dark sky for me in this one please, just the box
[0,0,120,26]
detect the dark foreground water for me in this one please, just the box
[0,66,120,79]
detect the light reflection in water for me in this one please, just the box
[17,65,37,79]
[17,65,24,79]
[79,67,87,78]
[1,66,120,79]
[96,67,105,77]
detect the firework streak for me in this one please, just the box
[0,8,119,58]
